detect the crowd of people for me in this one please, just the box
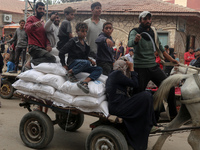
[0,1,200,150]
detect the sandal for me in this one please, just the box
[77,81,89,94]
[67,72,78,82]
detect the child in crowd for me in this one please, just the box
[6,45,15,72]
[95,22,115,75]
[6,34,13,53]
[57,7,76,50]
[125,49,134,63]
[116,41,124,60]
[174,52,179,62]
[59,22,102,94]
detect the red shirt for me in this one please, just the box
[125,47,131,55]
[184,52,195,65]
[25,16,50,49]
[155,56,163,70]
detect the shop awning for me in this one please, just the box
[3,23,19,29]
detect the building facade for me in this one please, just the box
[48,0,200,63]
[0,0,25,38]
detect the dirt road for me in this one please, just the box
[0,97,192,150]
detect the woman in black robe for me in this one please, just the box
[106,60,155,150]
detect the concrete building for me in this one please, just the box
[0,0,25,38]
[48,0,200,63]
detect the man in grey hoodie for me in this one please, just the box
[6,19,28,73]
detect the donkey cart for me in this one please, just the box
[16,92,129,150]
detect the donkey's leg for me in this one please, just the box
[188,130,200,150]
[186,103,200,150]
[152,104,191,150]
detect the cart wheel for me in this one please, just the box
[19,111,54,149]
[56,113,84,132]
[0,80,14,99]
[86,125,128,150]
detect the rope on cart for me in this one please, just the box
[65,109,71,132]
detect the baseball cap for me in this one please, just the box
[194,48,200,52]
[139,11,151,20]
[129,49,134,52]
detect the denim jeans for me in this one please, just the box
[68,59,102,81]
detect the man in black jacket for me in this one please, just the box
[192,48,200,67]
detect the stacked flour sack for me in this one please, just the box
[12,59,109,117]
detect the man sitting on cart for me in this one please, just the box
[25,2,56,68]
[25,2,56,113]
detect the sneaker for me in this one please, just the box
[77,81,89,94]
[67,72,78,82]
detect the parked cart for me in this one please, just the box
[0,72,20,99]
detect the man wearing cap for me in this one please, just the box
[192,48,200,67]
[128,11,179,121]
[125,48,134,63]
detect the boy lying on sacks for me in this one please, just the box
[58,22,102,94]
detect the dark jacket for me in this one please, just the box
[106,70,139,102]
[59,37,90,66]
[95,32,115,63]
[57,20,71,50]
[193,57,200,67]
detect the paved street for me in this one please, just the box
[0,97,192,150]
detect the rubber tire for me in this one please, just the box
[86,125,128,150]
[0,80,14,99]
[19,111,54,149]
[56,113,84,132]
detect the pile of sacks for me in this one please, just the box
[12,58,109,117]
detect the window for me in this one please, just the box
[158,32,168,47]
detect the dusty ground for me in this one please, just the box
[0,97,192,150]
